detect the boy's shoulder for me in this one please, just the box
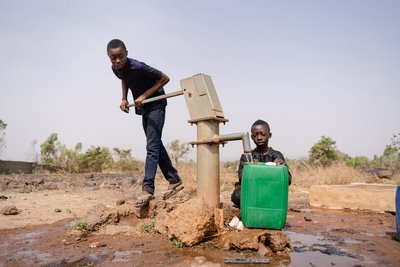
[267,147,283,155]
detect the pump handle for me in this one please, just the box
[127,90,183,108]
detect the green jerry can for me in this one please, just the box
[240,163,289,230]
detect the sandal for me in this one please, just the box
[163,180,184,200]
[134,192,154,208]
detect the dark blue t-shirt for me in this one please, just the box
[112,58,167,115]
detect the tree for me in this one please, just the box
[40,133,84,172]
[0,119,7,156]
[309,136,339,167]
[40,133,60,167]
[167,139,190,166]
[383,133,400,158]
[381,133,400,170]
[346,156,370,169]
[79,146,113,172]
[112,147,140,171]
[113,147,132,162]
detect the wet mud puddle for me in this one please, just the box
[287,231,374,266]
[0,215,396,267]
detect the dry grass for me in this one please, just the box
[154,162,238,195]
[175,162,239,195]
[175,162,197,195]
[290,162,371,189]
[155,161,399,194]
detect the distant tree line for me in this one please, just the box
[0,118,398,173]
[305,134,400,172]
[38,133,190,173]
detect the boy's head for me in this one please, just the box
[250,119,271,148]
[107,39,128,70]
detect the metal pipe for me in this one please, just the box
[127,90,183,108]
[192,130,253,207]
[215,132,252,154]
[196,120,220,208]
[190,132,253,162]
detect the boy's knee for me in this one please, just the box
[231,187,241,208]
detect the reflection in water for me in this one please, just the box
[286,231,371,266]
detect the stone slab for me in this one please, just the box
[309,183,397,212]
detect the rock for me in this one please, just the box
[1,205,19,215]
[148,199,166,217]
[309,183,397,212]
[304,215,312,221]
[377,169,393,179]
[125,198,166,219]
[84,204,120,231]
[114,203,136,217]
[264,231,291,251]
[25,178,44,186]
[161,197,214,246]
[219,229,291,253]
[0,195,7,200]
[154,208,169,235]
[54,208,62,213]
[258,241,273,256]
[132,205,149,219]
[219,229,260,251]
[116,199,125,206]
[44,182,58,190]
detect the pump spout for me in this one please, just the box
[212,132,253,162]
[241,132,253,162]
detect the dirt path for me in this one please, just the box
[0,174,399,266]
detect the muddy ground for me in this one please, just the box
[0,173,399,267]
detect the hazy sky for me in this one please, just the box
[1,0,399,162]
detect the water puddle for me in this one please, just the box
[287,231,370,266]
[112,250,143,263]
[14,250,51,264]
[287,232,334,246]
[10,230,45,246]
[12,231,43,240]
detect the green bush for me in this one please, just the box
[78,146,113,172]
[39,133,113,173]
[71,219,88,232]
[309,136,339,167]
[112,147,142,172]
[139,220,156,234]
[345,156,370,169]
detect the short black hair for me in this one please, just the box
[107,39,126,52]
[251,119,270,131]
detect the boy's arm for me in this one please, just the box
[120,80,129,113]
[272,151,292,185]
[237,153,249,184]
[134,72,170,108]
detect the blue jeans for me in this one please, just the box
[141,108,180,194]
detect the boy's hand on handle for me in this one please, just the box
[120,99,130,113]
[134,95,145,109]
